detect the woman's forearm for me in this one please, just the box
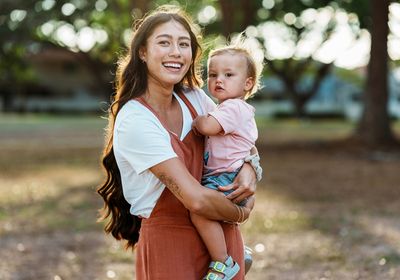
[150,157,250,223]
[192,187,251,222]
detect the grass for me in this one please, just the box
[1,114,400,279]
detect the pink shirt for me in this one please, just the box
[204,99,258,175]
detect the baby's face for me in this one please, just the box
[207,53,253,103]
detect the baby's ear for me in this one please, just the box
[244,77,254,91]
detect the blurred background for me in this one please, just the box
[1,0,400,279]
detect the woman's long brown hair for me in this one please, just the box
[97,5,203,249]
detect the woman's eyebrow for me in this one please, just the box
[155,34,191,41]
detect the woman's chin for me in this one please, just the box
[163,77,185,87]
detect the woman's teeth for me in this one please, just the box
[163,63,182,69]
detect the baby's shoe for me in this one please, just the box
[203,255,240,280]
[244,245,253,274]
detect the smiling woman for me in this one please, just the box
[96,5,257,280]
[138,20,193,87]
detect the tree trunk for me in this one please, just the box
[356,0,396,146]
[290,93,307,118]
[130,0,149,15]
[218,0,235,37]
[241,0,257,30]
[268,59,332,118]
[1,89,12,112]
[76,52,111,100]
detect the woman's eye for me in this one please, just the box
[159,41,170,46]
[180,42,190,47]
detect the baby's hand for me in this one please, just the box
[191,116,202,136]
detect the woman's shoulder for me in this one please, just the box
[182,86,206,98]
[182,87,216,114]
[115,100,161,130]
[116,100,141,121]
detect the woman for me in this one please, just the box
[97,5,257,279]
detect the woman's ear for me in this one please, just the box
[244,77,254,92]
[139,47,146,62]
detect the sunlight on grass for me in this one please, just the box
[242,190,312,235]
[0,165,103,234]
[1,114,399,279]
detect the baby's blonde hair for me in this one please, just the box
[208,34,264,99]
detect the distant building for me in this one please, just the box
[8,45,111,113]
[249,69,400,120]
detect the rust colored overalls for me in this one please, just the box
[135,92,244,279]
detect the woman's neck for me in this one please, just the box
[143,82,175,112]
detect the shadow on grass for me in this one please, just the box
[250,138,400,275]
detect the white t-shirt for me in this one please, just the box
[113,88,215,218]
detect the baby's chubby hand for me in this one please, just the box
[191,116,202,136]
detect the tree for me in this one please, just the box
[0,0,153,111]
[0,0,343,115]
[216,0,398,144]
[355,0,397,146]
[340,0,398,146]
[213,1,347,117]
[2,0,398,142]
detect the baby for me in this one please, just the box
[191,36,263,280]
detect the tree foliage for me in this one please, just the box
[209,0,358,116]
[1,0,399,146]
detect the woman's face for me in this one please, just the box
[140,20,193,88]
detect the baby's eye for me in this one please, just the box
[208,73,217,78]
[225,73,233,77]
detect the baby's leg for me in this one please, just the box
[190,212,228,262]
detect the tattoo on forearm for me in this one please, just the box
[158,173,183,199]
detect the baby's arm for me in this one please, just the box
[192,115,223,136]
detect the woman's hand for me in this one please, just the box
[230,196,255,224]
[218,163,256,204]
[244,195,255,211]
[241,195,255,221]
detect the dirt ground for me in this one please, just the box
[1,116,400,280]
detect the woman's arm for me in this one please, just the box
[150,157,252,222]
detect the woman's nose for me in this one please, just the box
[169,43,181,57]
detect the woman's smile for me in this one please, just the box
[141,20,192,86]
[162,61,184,73]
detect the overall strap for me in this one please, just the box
[136,91,198,134]
[135,97,169,129]
[176,91,198,120]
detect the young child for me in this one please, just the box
[191,36,264,280]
